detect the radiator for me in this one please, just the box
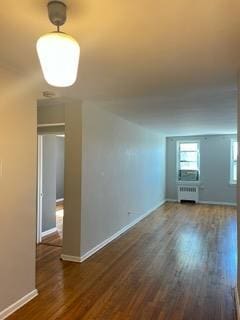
[178,186,199,203]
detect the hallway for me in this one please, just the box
[8,203,237,320]
[40,204,63,247]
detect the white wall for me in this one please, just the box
[56,136,65,200]
[41,135,57,233]
[166,135,236,204]
[81,104,166,255]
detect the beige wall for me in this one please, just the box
[62,101,82,257]
[37,98,65,125]
[238,82,240,296]
[80,104,166,255]
[0,68,37,312]
[37,126,65,135]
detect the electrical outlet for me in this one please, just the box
[128,211,138,215]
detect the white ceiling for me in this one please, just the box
[0,0,239,135]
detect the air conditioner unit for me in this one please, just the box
[178,170,199,182]
[178,186,199,203]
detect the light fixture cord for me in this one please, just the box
[57,24,60,32]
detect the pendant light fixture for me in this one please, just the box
[37,1,80,87]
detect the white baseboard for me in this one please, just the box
[60,200,166,264]
[166,199,178,202]
[235,287,240,320]
[80,199,166,262]
[166,199,236,206]
[61,254,81,263]
[199,201,236,206]
[41,227,57,238]
[0,289,38,320]
[56,198,64,203]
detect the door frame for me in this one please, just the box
[36,130,65,244]
[37,135,43,244]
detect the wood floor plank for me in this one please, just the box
[7,203,237,320]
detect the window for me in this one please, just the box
[177,141,200,182]
[230,140,237,184]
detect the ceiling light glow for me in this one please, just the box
[36,1,80,87]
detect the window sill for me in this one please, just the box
[176,181,200,186]
[229,181,237,186]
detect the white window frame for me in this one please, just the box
[230,139,237,185]
[176,140,200,183]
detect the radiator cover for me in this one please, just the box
[178,185,199,203]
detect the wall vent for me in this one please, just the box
[42,90,56,98]
[178,186,199,203]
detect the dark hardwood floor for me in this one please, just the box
[8,203,237,319]
[40,232,62,247]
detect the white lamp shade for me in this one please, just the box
[37,32,80,87]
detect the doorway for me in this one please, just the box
[37,134,65,247]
